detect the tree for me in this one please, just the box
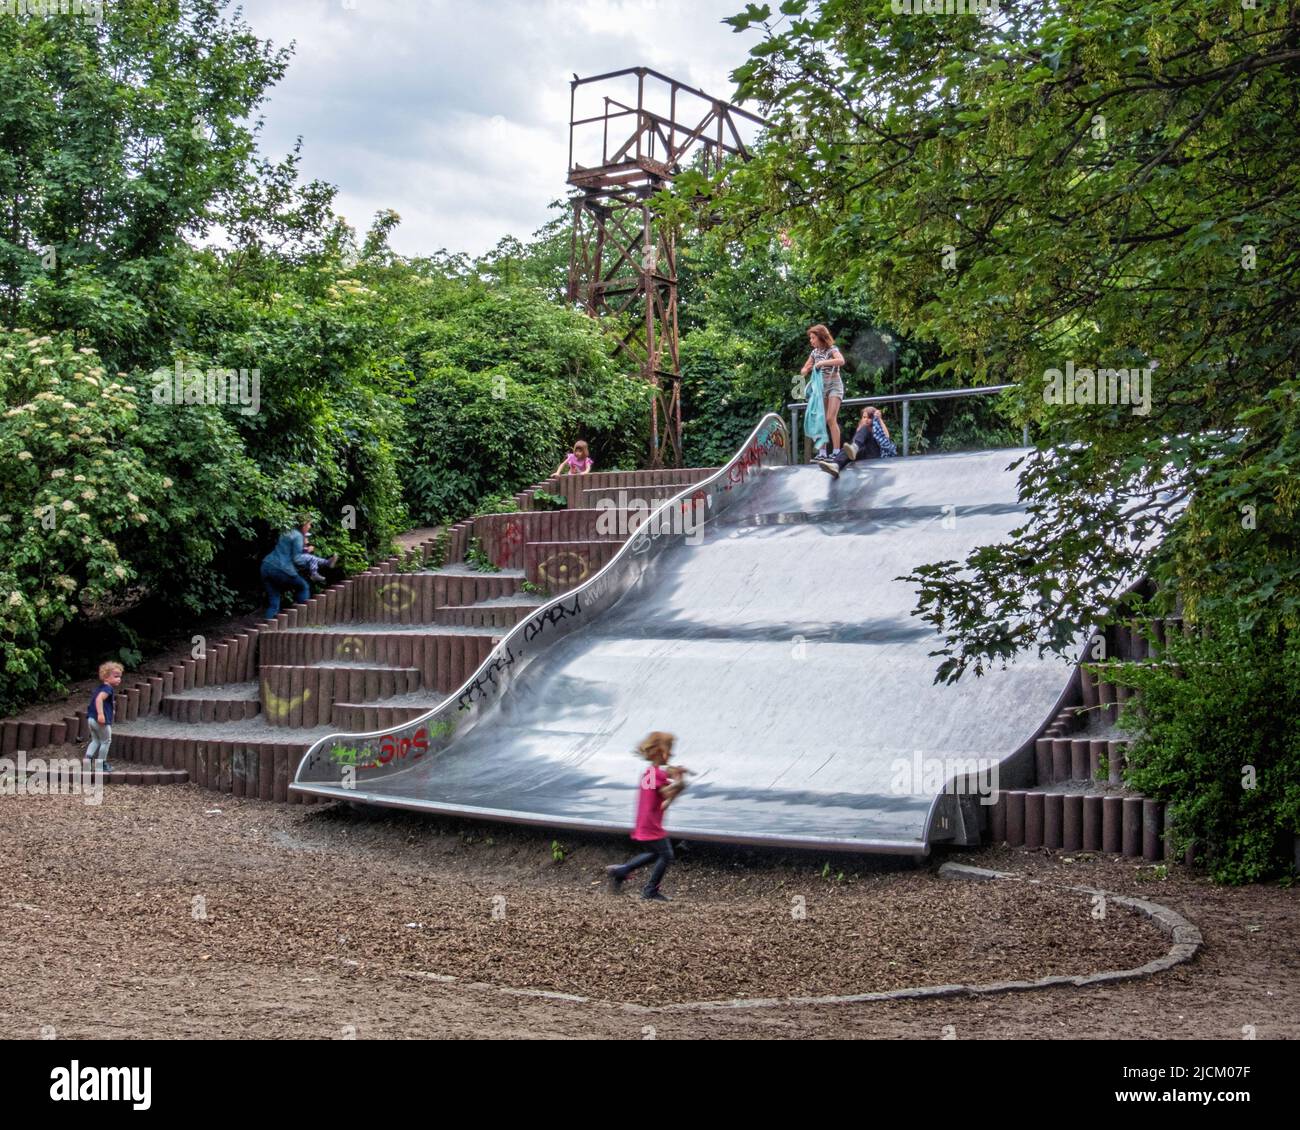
[0,0,304,373]
[0,328,269,713]
[719,0,1299,680]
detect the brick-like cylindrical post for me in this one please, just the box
[1043,793,1063,849]
[1005,791,1025,847]
[1108,740,1126,785]
[1063,795,1083,851]
[1098,677,1116,723]
[1083,795,1102,851]
[1080,662,1099,709]
[1102,795,1123,853]
[1089,739,1108,782]
[1142,799,1162,861]
[1122,797,1143,858]
[1070,739,1089,781]
[1034,739,1052,784]
[1024,792,1044,849]
[1051,739,1070,784]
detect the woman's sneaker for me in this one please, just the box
[841,442,858,461]
[817,459,840,478]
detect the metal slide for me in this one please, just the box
[294,415,1075,855]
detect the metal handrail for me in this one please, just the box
[786,383,1028,457]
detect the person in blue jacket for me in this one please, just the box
[260,515,313,620]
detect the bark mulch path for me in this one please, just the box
[1,787,1295,1040]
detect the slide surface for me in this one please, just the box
[295,423,1071,854]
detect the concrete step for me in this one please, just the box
[330,702,434,732]
[257,629,501,693]
[258,665,423,728]
[580,483,697,508]
[434,600,545,628]
[108,730,313,802]
[1,761,189,787]
[470,509,647,571]
[161,681,261,724]
[540,467,716,510]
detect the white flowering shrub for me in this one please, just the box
[0,330,267,711]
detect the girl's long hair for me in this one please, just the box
[808,324,835,349]
[636,731,675,760]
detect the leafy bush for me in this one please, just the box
[531,489,567,511]
[181,265,410,559]
[476,492,520,515]
[679,327,772,467]
[1113,613,1300,884]
[403,367,565,524]
[0,330,268,712]
[465,537,500,574]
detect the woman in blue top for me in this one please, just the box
[260,515,313,620]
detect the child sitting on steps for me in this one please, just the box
[296,542,338,584]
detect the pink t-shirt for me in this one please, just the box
[632,764,670,840]
[565,453,592,473]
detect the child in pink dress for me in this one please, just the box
[605,732,689,902]
[555,439,593,475]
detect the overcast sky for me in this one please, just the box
[231,0,765,259]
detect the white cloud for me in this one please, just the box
[231,0,763,257]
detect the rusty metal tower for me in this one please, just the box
[567,67,764,467]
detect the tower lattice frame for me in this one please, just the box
[567,67,763,467]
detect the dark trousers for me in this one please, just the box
[262,568,311,620]
[830,423,880,468]
[614,838,674,894]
